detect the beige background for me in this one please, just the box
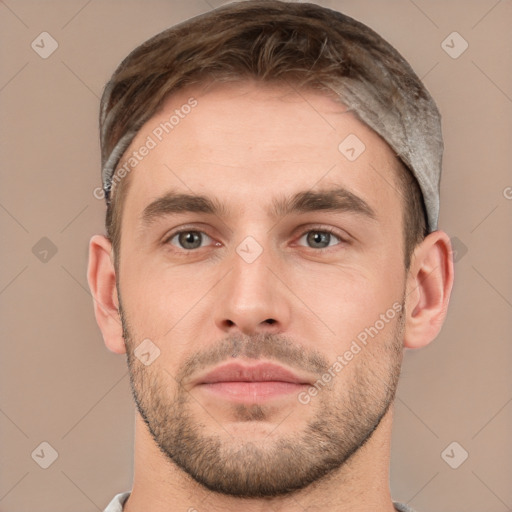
[1,0,511,511]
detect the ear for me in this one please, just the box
[87,234,126,354]
[403,230,454,349]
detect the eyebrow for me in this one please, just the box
[140,187,377,227]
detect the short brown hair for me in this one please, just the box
[100,0,429,270]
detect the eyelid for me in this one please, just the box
[162,224,351,253]
[163,226,215,248]
[293,225,349,250]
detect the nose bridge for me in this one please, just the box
[233,234,272,293]
[214,229,290,334]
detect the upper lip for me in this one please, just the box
[195,362,312,385]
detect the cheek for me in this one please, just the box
[296,260,404,351]
[119,253,217,363]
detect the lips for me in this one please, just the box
[197,362,312,385]
[192,362,314,403]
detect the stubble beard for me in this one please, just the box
[120,300,405,498]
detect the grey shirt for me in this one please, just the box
[103,491,417,511]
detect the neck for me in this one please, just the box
[123,405,398,512]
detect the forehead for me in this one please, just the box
[116,80,402,228]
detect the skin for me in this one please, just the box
[88,80,454,512]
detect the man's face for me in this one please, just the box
[116,81,407,497]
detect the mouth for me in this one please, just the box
[194,362,312,403]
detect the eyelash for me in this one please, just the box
[163,226,348,255]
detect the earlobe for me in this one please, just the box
[87,234,126,354]
[403,230,454,349]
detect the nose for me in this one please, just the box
[214,240,291,336]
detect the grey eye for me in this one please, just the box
[169,231,211,250]
[298,230,341,249]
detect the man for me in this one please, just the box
[88,1,454,511]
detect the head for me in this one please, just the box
[88,0,453,499]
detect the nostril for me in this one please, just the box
[265,319,276,324]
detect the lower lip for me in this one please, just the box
[199,381,308,402]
